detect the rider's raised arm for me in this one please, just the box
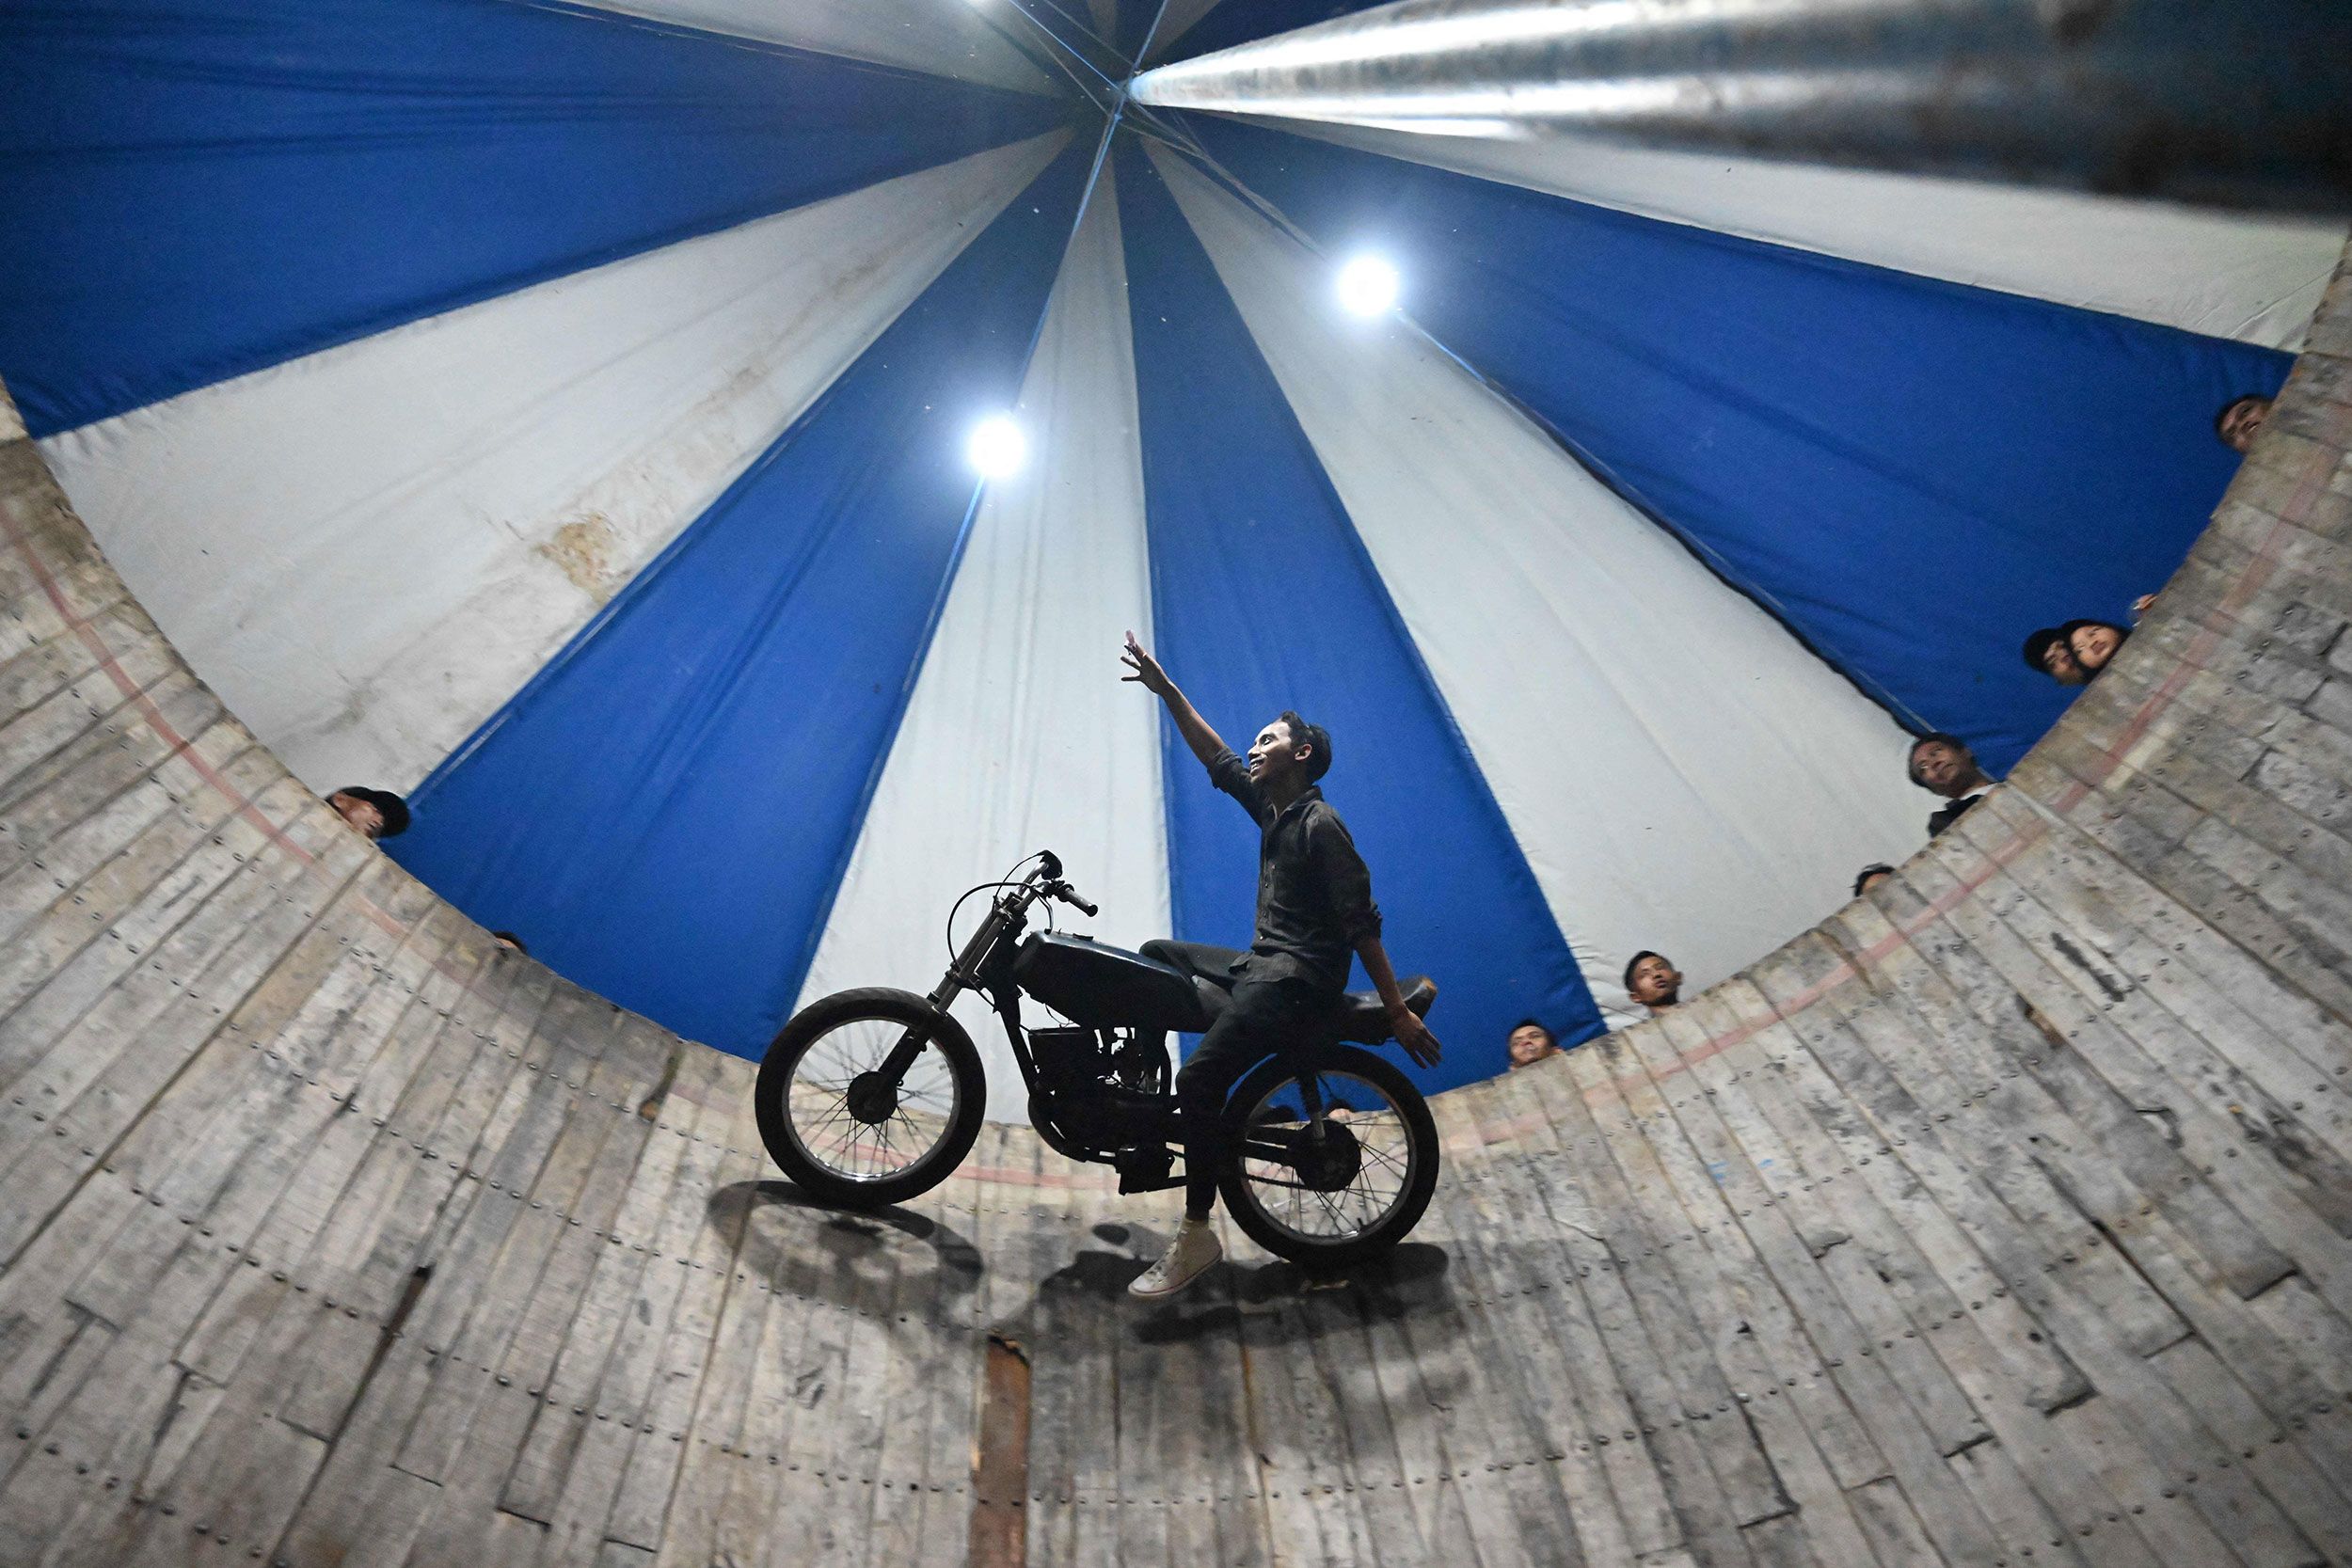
[1122,632,1227,768]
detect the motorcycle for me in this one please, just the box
[755,851,1442,1268]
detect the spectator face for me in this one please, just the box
[2069,622,2122,673]
[1856,867,1892,895]
[2038,640,2088,685]
[2219,396,2271,454]
[1909,739,1981,800]
[329,790,385,840]
[1628,954,1682,1007]
[1507,1024,1556,1068]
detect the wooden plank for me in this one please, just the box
[1900,826,2352,1327]
[1451,1135,1649,1565]
[499,1039,710,1526]
[529,1048,735,1563]
[1615,1010,1983,1568]
[1681,982,2169,1568]
[1647,996,1991,1462]
[1520,1049,1764,1567]
[393,997,630,1482]
[1963,793,2352,1172]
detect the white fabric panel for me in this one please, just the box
[798,160,1170,1120]
[564,0,1057,96]
[1151,142,1924,1022]
[1244,119,2344,350]
[41,129,1071,796]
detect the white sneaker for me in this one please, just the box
[1129,1218,1223,1300]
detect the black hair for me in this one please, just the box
[2215,392,2270,437]
[1509,1017,1555,1046]
[1907,733,1970,789]
[491,930,529,956]
[333,785,412,838]
[2021,626,2067,675]
[1623,950,1666,992]
[1852,863,1896,897]
[1275,710,1332,784]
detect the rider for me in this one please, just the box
[1119,631,1442,1299]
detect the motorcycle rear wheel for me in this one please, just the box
[1216,1044,1440,1270]
[755,987,985,1208]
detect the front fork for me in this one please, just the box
[875,894,1024,1085]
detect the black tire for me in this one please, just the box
[755,987,986,1209]
[1216,1043,1440,1269]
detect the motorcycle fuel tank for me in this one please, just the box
[1013,933,1210,1032]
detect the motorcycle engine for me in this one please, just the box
[1028,1026,1168,1147]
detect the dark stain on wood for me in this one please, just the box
[968,1330,1031,1568]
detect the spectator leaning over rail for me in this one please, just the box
[2022,627,2089,687]
[1852,863,1896,898]
[1908,734,1994,839]
[328,786,410,841]
[1624,951,1683,1015]
[2217,393,2272,455]
[1507,1018,1561,1069]
[2061,618,2130,679]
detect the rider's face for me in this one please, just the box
[1248,721,1309,789]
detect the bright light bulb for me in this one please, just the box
[1335,254,1400,316]
[967,415,1027,478]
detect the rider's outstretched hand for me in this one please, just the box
[1120,630,1174,696]
[1391,1008,1442,1069]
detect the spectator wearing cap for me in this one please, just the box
[2062,618,2129,679]
[2217,394,2272,455]
[329,787,410,841]
[1625,951,1683,1014]
[1852,863,1895,898]
[1507,1018,1560,1069]
[1908,734,1994,838]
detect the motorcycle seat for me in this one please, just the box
[1187,973,1438,1045]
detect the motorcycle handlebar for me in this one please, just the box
[1050,881,1098,918]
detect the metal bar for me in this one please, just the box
[1131,0,2352,214]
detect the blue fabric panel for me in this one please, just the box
[1112,0,1168,59]
[1190,118,2295,774]
[388,139,1095,1057]
[1155,1,1391,64]
[1112,136,1602,1091]
[0,0,1071,436]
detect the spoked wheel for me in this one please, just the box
[1216,1044,1440,1269]
[755,987,985,1208]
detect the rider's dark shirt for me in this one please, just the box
[1204,746,1382,991]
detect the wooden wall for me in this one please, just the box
[0,246,2349,1568]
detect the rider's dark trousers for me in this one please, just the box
[1143,941,1331,1216]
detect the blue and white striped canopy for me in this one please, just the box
[3,0,2329,1113]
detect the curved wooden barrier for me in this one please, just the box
[0,247,2348,1568]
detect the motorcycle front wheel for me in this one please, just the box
[1216,1043,1441,1270]
[755,987,985,1208]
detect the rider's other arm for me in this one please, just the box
[1315,814,1442,1067]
